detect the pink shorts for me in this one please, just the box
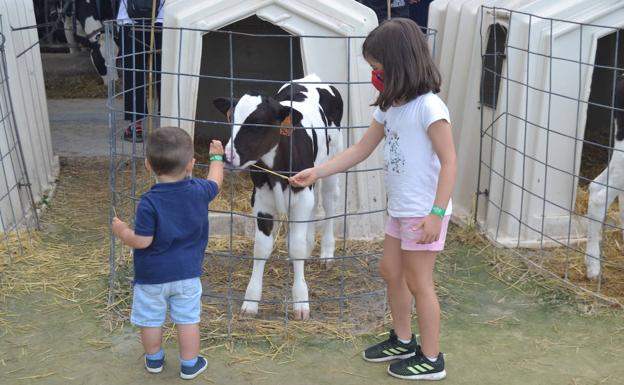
[385,215,451,251]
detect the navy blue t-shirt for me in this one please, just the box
[133,178,219,284]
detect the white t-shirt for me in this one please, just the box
[117,0,165,24]
[373,92,452,218]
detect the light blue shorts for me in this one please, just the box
[131,277,202,327]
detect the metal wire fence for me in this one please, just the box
[477,6,624,305]
[105,19,438,333]
[0,29,39,268]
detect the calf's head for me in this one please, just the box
[213,94,295,168]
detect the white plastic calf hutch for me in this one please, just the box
[0,0,58,232]
[429,0,624,247]
[159,0,385,239]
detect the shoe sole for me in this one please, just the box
[387,367,447,381]
[180,360,208,380]
[362,351,416,363]
[145,365,163,374]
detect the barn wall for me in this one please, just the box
[0,0,59,229]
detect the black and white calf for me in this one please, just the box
[64,0,118,81]
[585,74,624,280]
[213,74,343,320]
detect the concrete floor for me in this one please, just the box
[48,98,126,157]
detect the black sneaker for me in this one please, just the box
[388,352,446,380]
[144,355,164,374]
[362,329,418,362]
[180,355,208,380]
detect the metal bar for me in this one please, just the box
[226,31,234,336]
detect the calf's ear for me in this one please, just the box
[213,97,240,118]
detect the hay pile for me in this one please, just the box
[200,234,386,338]
[45,76,110,99]
[0,158,112,333]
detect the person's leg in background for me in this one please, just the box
[122,23,147,142]
[153,24,163,119]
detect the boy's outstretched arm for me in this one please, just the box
[207,139,224,189]
[112,217,153,249]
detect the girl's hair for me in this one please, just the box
[363,18,441,111]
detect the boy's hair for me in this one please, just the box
[146,127,194,176]
[363,18,441,111]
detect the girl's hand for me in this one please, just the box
[289,168,319,187]
[413,214,443,244]
[111,217,129,238]
[209,140,224,156]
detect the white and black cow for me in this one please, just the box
[585,74,624,280]
[213,74,343,320]
[64,0,118,81]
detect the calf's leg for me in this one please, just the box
[242,189,275,315]
[289,189,315,320]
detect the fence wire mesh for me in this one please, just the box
[0,29,39,271]
[477,6,624,305]
[106,19,438,335]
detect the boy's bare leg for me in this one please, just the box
[402,250,440,358]
[141,327,163,355]
[177,323,200,360]
[379,235,413,341]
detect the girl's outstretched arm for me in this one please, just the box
[290,119,385,187]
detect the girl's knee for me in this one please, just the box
[405,278,435,298]
[379,260,402,282]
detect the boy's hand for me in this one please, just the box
[111,217,129,238]
[209,140,224,156]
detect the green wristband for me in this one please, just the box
[209,155,224,162]
[430,205,446,217]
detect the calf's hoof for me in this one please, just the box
[293,303,310,320]
[241,301,259,316]
[320,258,334,269]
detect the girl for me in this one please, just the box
[289,18,455,381]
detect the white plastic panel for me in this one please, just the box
[0,0,58,229]
[430,0,624,246]
[159,0,385,238]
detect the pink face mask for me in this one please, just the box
[371,70,384,92]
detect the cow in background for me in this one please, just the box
[63,0,119,81]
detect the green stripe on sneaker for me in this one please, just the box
[422,363,435,370]
[407,366,420,374]
[413,365,427,372]
[396,347,408,353]
[388,348,401,355]
[382,350,393,356]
